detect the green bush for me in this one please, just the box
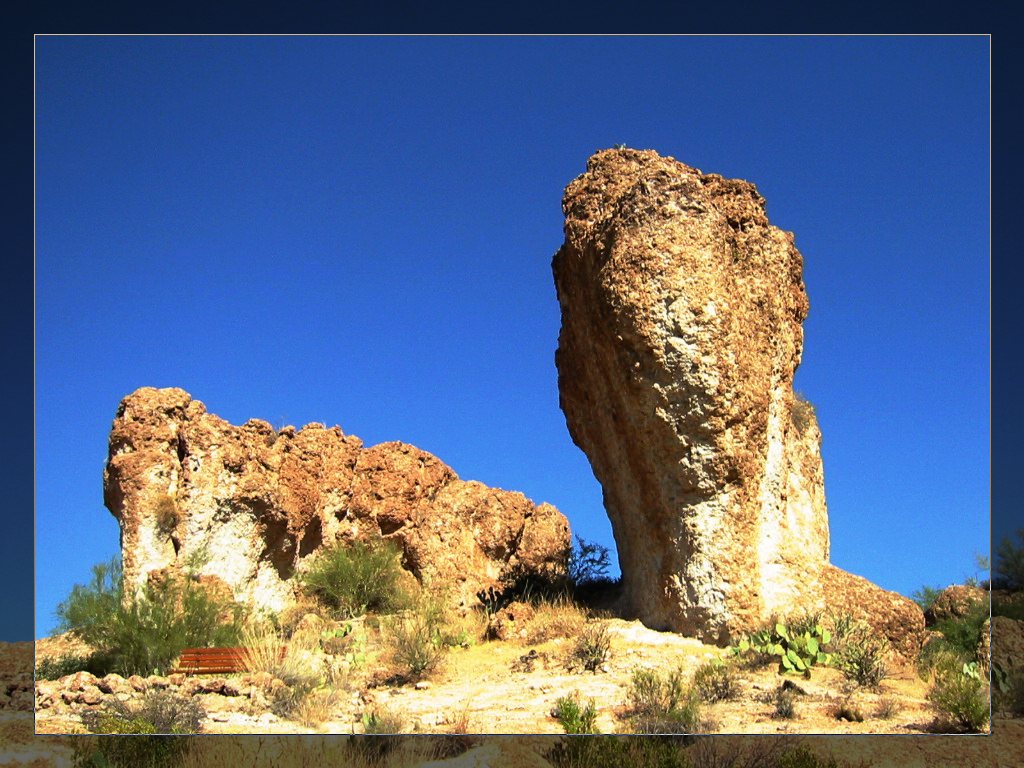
[552,693,599,734]
[625,666,702,734]
[548,736,690,768]
[834,622,888,688]
[931,598,988,658]
[73,690,204,767]
[911,585,943,613]
[567,535,611,587]
[927,666,989,732]
[385,597,453,681]
[35,652,108,680]
[56,558,245,677]
[692,659,739,703]
[302,538,410,618]
[994,528,1024,590]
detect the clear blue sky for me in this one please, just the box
[35,36,989,639]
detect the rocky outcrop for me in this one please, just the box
[552,148,923,651]
[925,584,986,625]
[103,387,569,614]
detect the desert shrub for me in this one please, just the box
[56,558,245,677]
[552,693,599,734]
[791,394,816,435]
[930,598,988,659]
[692,659,740,703]
[351,708,407,763]
[911,585,943,613]
[548,736,690,768]
[302,538,410,619]
[567,623,611,673]
[776,746,841,768]
[873,695,902,720]
[829,696,864,722]
[834,623,888,688]
[384,598,452,681]
[153,494,179,534]
[916,635,971,681]
[770,685,798,720]
[993,664,1024,716]
[625,665,702,734]
[927,665,989,732]
[74,690,204,767]
[994,528,1024,590]
[567,535,612,587]
[35,651,107,680]
[523,597,588,644]
[295,688,340,729]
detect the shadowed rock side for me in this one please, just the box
[103,387,570,613]
[553,149,923,652]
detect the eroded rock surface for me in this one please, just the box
[103,387,569,613]
[552,148,923,650]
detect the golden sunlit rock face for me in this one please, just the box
[103,387,570,615]
[553,149,922,654]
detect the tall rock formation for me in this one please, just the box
[553,149,923,654]
[103,387,569,614]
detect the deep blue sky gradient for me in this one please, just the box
[35,36,990,638]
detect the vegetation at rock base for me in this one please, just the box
[301,538,411,619]
[567,623,611,673]
[56,557,245,677]
[624,665,703,734]
[994,528,1024,591]
[927,662,989,732]
[833,621,888,689]
[73,690,204,767]
[692,658,740,703]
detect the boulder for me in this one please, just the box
[552,148,924,650]
[926,584,987,625]
[103,387,570,614]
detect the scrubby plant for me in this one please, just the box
[35,651,104,680]
[548,735,690,768]
[73,690,204,767]
[830,697,864,722]
[523,597,588,644]
[770,685,798,720]
[567,535,612,587]
[384,595,459,682]
[872,695,902,720]
[153,494,179,535]
[242,620,322,690]
[301,538,411,619]
[625,665,702,734]
[927,664,989,732]
[567,623,611,673]
[692,659,740,703]
[791,393,817,435]
[911,585,943,613]
[776,746,841,768]
[552,693,599,734]
[834,622,888,688]
[993,528,1024,590]
[56,557,245,677]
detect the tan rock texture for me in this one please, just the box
[103,387,569,614]
[925,584,987,625]
[552,148,923,651]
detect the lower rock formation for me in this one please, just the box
[103,387,570,614]
[553,148,924,652]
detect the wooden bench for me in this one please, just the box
[170,647,251,675]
